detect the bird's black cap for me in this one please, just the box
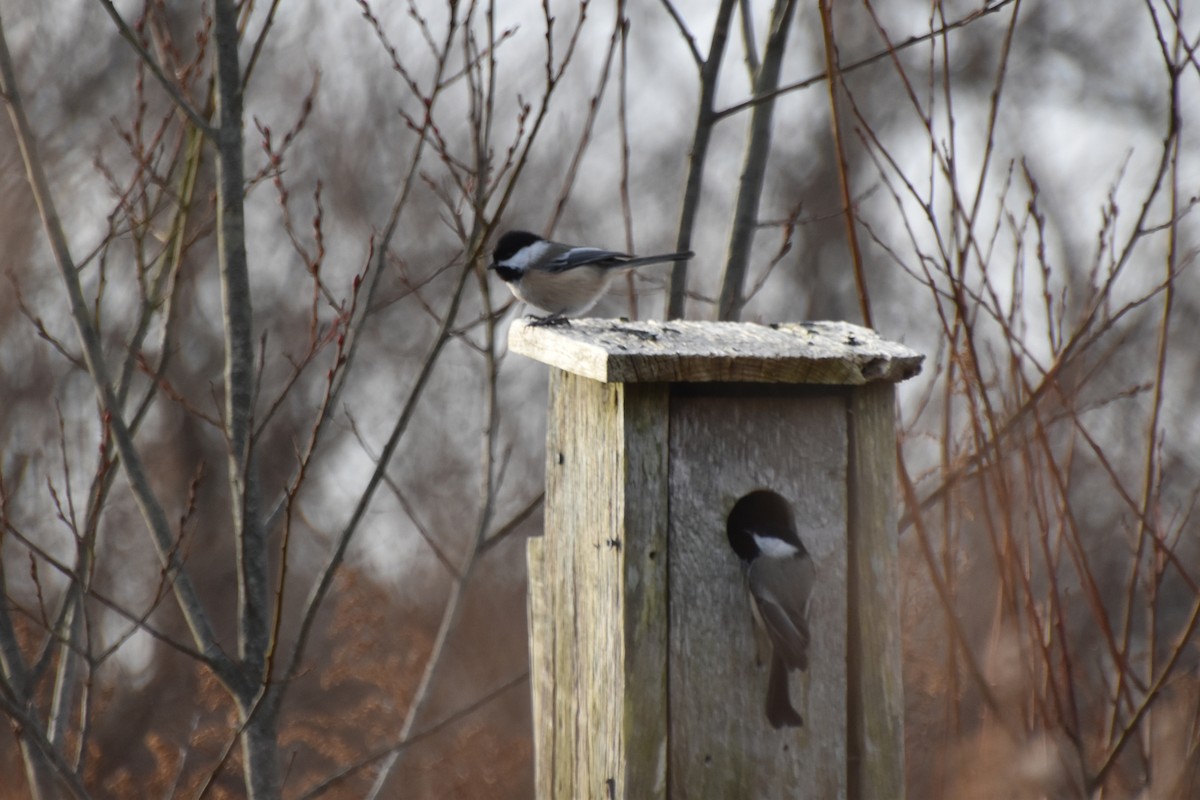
[491,230,544,265]
[726,490,802,560]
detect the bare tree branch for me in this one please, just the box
[818,0,871,326]
[94,0,214,134]
[665,0,736,318]
[712,0,1018,122]
[716,0,798,320]
[297,671,529,800]
[0,10,237,691]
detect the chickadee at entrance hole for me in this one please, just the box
[725,490,802,559]
[726,489,814,729]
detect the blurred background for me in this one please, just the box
[0,0,1197,796]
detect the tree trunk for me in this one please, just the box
[240,703,281,800]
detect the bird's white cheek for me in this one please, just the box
[503,240,554,269]
[752,534,801,559]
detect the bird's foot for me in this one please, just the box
[526,314,571,328]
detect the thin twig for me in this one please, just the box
[297,671,529,800]
[712,0,1018,121]
[818,0,872,327]
[94,0,213,134]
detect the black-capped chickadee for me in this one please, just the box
[488,230,693,324]
[727,491,815,729]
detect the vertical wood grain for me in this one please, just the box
[531,369,669,799]
[847,383,906,800]
[527,535,552,800]
[621,381,671,797]
[668,390,849,799]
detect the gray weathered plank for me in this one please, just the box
[668,390,848,799]
[509,318,923,385]
[847,383,906,800]
[532,369,670,799]
[526,536,552,799]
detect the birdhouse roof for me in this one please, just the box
[508,319,923,384]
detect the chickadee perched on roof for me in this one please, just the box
[488,230,693,325]
[727,490,815,729]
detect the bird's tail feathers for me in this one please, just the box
[617,251,694,269]
[765,650,804,729]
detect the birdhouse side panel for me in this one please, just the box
[534,370,670,799]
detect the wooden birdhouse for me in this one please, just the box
[511,318,923,800]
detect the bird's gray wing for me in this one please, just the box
[544,246,631,272]
[748,555,814,671]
